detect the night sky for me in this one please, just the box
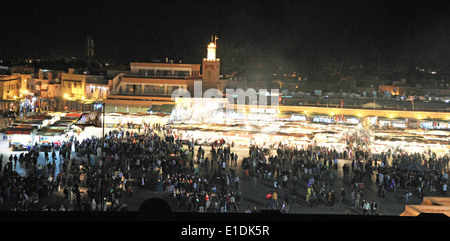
[1,0,449,71]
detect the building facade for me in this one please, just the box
[1,38,228,114]
[104,38,226,113]
[59,68,108,111]
[0,73,31,112]
[111,62,201,97]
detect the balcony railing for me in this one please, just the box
[109,90,173,97]
[123,73,191,79]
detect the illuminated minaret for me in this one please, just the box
[207,38,217,61]
[202,36,220,86]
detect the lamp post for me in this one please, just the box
[100,102,105,211]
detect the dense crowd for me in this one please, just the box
[374,150,449,199]
[0,121,449,215]
[0,123,246,212]
[0,149,65,211]
[242,143,346,212]
[241,141,449,214]
[73,124,244,213]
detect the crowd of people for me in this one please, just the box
[0,122,247,212]
[73,124,245,213]
[242,143,353,212]
[374,150,449,200]
[0,149,65,211]
[0,118,449,215]
[240,140,449,215]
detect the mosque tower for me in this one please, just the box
[202,36,222,91]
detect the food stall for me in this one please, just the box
[289,114,308,122]
[102,112,170,129]
[391,117,407,128]
[420,119,450,130]
[36,126,70,151]
[11,114,56,129]
[103,112,123,128]
[336,115,360,125]
[5,126,37,151]
[311,114,335,124]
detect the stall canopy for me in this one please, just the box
[103,112,169,127]
[36,126,68,136]
[76,111,101,127]
[148,104,174,114]
[5,127,35,135]
[65,113,83,118]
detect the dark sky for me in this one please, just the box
[1,0,449,71]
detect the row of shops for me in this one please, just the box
[36,113,83,151]
[171,102,449,131]
[285,113,450,130]
[3,112,82,151]
[101,112,169,129]
[2,110,171,151]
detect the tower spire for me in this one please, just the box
[206,36,218,61]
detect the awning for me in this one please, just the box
[5,127,35,135]
[148,104,174,114]
[160,104,174,113]
[65,113,83,117]
[308,113,325,117]
[148,105,162,112]
[36,130,66,136]
[280,111,305,115]
[378,117,392,121]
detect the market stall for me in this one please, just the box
[310,114,335,124]
[5,126,37,151]
[35,125,71,150]
[336,115,360,125]
[420,119,450,130]
[102,112,170,129]
[11,114,57,129]
[391,117,407,128]
[103,112,123,128]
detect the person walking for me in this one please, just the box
[351,190,355,207]
[272,191,278,209]
[355,191,361,209]
[362,200,371,215]
[326,191,333,206]
[306,186,312,203]
[91,198,97,211]
[339,188,345,204]
[370,200,377,215]
[265,192,272,209]
[281,201,289,213]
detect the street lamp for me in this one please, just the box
[100,102,106,211]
